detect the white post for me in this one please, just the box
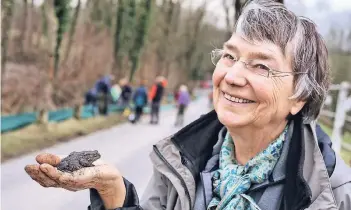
[331,81,350,154]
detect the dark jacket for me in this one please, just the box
[88,111,351,210]
[121,85,133,101]
[152,83,164,103]
[95,76,112,94]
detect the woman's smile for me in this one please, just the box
[220,91,256,107]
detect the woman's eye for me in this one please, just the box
[223,53,236,61]
[253,64,270,70]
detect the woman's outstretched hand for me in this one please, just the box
[24,153,126,209]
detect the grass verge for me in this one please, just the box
[319,123,351,165]
[1,113,125,163]
[341,148,351,165]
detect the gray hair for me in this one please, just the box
[235,0,330,122]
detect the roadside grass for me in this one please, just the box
[1,114,125,162]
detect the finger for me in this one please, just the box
[59,165,109,191]
[36,153,61,166]
[66,165,120,187]
[59,167,100,189]
[40,163,63,181]
[25,164,59,188]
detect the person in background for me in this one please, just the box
[110,84,122,104]
[84,87,98,115]
[173,85,180,102]
[131,80,148,124]
[208,90,213,108]
[148,76,166,124]
[118,78,133,108]
[175,84,191,127]
[94,74,114,115]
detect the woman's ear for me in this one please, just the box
[290,100,306,116]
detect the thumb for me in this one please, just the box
[36,153,62,166]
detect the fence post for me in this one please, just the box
[74,104,83,120]
[37,109,48,124]
[331,81,350,154]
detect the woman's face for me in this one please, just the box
[212,34,305,129]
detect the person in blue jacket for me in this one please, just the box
[131,80,148,124]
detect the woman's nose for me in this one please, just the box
[224,65,248,87]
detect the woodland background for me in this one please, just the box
[1,0,350,114]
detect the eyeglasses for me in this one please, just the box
[210,49,306,78]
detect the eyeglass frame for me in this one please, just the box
[210,49,307,78]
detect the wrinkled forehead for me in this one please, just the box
[224,34,282,57]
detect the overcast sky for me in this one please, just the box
[34,0,350,36]
[35,0,351,12]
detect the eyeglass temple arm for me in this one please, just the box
[270,69,307,75]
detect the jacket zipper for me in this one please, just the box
[153,145,192,210]
[249,178,285,193]
[200,172,207,206]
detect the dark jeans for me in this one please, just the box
[97,92,109,115]
[134,106,144,123]
[85,92,97,115]
[175,104,187,126]
[150,102,160,124]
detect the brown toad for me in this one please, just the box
[57,150,101,173]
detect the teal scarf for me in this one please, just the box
[208,127,287,210]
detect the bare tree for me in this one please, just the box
[1,0,15,84]
[20,0,29,54]
[155,0,176,75]
[223,0,232,39]
[63,0,81,63]
[112,0,125,77]
[182,0,208,82]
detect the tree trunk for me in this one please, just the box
[223,0,232,40]
[1,0,15,85]
[125,0,137,70]
[161,0,175,75]
[53,0,70,78]
[27,0,35,50]
[156,0,176,76]
[112,0,125,77]
[129,0,152,82]
[40,0,49,49]
[184,2,207,76]
[234,0,241,25]
[63,0,81,63]
[20,0,29,54]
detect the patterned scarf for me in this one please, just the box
[208,127,287,210]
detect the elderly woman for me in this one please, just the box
[25,1,350,210]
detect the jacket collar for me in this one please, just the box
[171,110,340,209]
[171,110,223,178]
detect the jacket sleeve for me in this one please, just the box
[333,182,351,210]
[88,169,168,210]
[148,85,156,101]
[139,168,168,209]
[315,123,336,177]
[88,178,143,210]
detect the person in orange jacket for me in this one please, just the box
[148,76,167,124]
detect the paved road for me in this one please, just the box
[1,93,211,210]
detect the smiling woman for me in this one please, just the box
[25,1,351,210]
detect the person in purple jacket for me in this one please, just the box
[175,85,191,127]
